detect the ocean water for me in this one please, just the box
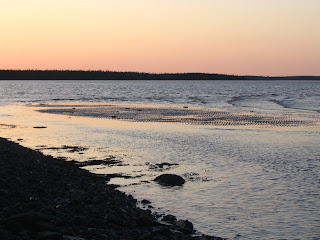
[0,80,319,239]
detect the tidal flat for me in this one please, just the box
[1,101,319,239]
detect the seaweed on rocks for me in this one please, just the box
[0,137,225,240]
[78,157,124,167]
[38,145,89,153]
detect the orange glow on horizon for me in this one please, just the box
[0,0,319,76]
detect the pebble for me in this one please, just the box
[141,199,152,204]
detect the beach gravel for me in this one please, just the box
[0,137,224,240]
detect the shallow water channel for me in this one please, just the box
[0,103,319,239]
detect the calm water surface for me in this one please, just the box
[0,80,319,239]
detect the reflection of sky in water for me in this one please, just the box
[1,80,320,117]
[0,104,319,240]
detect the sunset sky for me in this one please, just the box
[1,0,319,76]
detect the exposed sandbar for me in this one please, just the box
[35,103,318,128]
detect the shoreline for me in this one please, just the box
[0,70,320,80]
[0,137,224,240]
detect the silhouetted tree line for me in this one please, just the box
[0,70,246,80]
[0,70,319,80]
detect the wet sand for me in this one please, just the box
[0,137,224,240]
[36,103,317,128]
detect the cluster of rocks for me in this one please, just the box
[78,158,124,167]
[36,145,88,153]
[146,162,179,172]
[0,137,224,240]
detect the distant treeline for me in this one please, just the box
[0,70,319,80]
[0,70,245,80]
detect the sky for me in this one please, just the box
[0,0,319,76]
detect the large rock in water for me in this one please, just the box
[154,174,185,186]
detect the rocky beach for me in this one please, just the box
[0,137,224,240]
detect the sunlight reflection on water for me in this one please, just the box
[0,103,319,239]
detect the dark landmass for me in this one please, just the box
[1,70,319,80]
[0,70,244,80]
[244,75,320,80]
[0,137,224,240]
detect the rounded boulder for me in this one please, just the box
[154,174,185,186]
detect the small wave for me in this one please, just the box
[25,97,133,104]
[270,99,320,113]
[52,98,78,101]
[270,99,290,109]
[227,94,265,105]
[227,96,245,105]
[187,96,207,105]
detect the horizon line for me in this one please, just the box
[1,69,320,78]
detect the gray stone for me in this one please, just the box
[154,174,185,186]
[73,216,86,226]
[0,188,8,196]
[9,212,51,232]
[162,214,177,224]
[63,236,86,240]
[137,216,151,227]
[141,199,151,205]
[176,219,194,234]
[38,231,63,240]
